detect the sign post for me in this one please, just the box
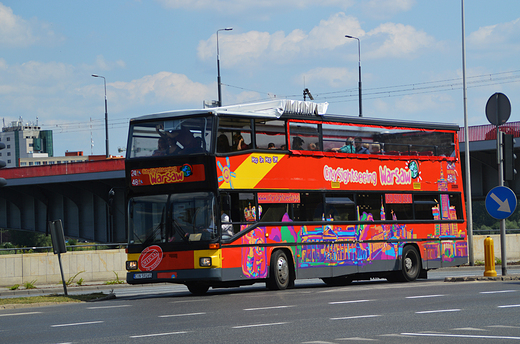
[49,220,68,296]
[485,92,513,275]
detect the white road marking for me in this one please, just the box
[87,305,132,309]
[330,315,381,320]
[336,337,378,341]
[130,331,187,338]
[406,294,444,299]
[244,305,295,311]
[51,321,104,327]
[329,300,372,305]
[0,311,42,317]
[158,312,206,318]
[498,304,520,308]
[401,332,520,340]
[480,289,517,294]
[233,322,288,329]
[415,309,461,314]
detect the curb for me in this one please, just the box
[445,274,520,282]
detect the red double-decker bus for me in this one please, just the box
[125,100,467,295]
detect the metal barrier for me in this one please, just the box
[0,243,127,255]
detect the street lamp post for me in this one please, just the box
[216,27,233,107]
[92,74,109,158]
[345,35,362,117]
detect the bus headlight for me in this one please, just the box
[199,257,212,267]
[126,260,138,270]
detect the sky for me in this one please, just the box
[1,0,519,157]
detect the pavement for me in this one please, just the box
[1,264,520,301]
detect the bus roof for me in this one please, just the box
[129,99,460,132]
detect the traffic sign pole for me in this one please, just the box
[487,92,512,276]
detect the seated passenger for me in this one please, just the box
[152,137,168,156]
[370,143,381,154]
[354,137,370,154]
[217,134,231,153]
[268,142,276,149]
[308,143,317,150]
[233,134,250,151]
[292,137,304,150]
[331,137,354,153]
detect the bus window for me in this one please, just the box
[289,122,320,151]
[413,194,438,220]
[255,119,286,150]
[129,116,213,158]
[294,193,323,221]
[384,193,413,220]
[357,193,384,221]
[325,194,355,221]
[218,117,252,152]
[447,194,463,220]
[239,193,256,222]
[128,194,168,244]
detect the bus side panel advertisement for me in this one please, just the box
[216,154,460,192]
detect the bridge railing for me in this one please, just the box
[473,229,520,235]
[0,243,127,255]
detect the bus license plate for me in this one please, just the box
[134,272,152,279]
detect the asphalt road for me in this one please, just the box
[1,267,520,343]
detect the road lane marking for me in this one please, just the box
[406,294,444,299]
[158,312,206,318]
[480,290,517,294]
[87,305,132,309]
[244,305,295,311]
[130,331,187,338]
[329,300,372,305]
[488,325,520,329]
[330,315,381,320]
[51,321,104,327]
[401,332,520,340]
[498,304,520,308]
[0,311,42,317]
[335,337,378,341]
[415,309,461,314]
[233,322,288,329]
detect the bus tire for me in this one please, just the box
[186,283,209,295]
[391,245,421,282]
[321,276,353,286]
[267,250,290,290]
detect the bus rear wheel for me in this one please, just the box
[186,283,209,295]
[267,250,290,290]
[389,245,421,282]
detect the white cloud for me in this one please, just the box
[157,0,354,12]
[361,0,415,19]
[198,13,364,68]
[366,22,437,59]
[467,18,520,54]
[109,72,214,106]
[0,3,63,47]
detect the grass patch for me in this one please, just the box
[0,293,108,306]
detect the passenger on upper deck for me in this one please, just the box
[331,137,354,153]
[233,134,250,151]
[292,137,304,150]
[217,134,231,153]
[370,143,382,154]
[355,137,370,154]
[152,137,168,156]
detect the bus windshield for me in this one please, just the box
[128,116,213,158]
[128,192,217,244]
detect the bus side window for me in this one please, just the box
[255,119,286,150]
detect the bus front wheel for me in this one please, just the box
[186,283,209,295]
[267,250,290,290]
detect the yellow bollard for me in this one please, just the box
[484,236,497,277]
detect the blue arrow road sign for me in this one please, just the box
[485,186,517,220]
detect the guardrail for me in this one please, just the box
[0,243,127,255]
[474,229,520,235]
